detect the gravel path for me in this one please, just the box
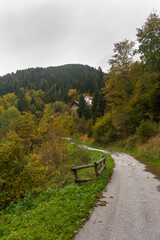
[75,147,160,240]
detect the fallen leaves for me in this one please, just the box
[94,200,110,207]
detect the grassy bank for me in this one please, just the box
[77,134,160,167]
[0,147,113,240]
[103,142,160,167]
[76,135,160,179]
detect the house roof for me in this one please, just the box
[85,96,93,100]
[71,101,79,107]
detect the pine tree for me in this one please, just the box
[78,95,85,118]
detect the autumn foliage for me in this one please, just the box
[0,12,160,209]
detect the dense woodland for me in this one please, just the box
[0,12,160,208]
[0,64,104,102]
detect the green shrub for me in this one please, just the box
[103,127,117,144]
[136,120,158,142]
[52,101,70,114]
[93,113,114,142]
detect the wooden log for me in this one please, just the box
[71,155,106,183]
[103,159,106,169]
[97,156,106,165]
[76,178,93,182]
[71,163,94,170]
[94,162,99,177]
[100,161,103,167]
[71,169,79,183]
[98,164,106,175]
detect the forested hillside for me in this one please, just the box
[0,64,104,102]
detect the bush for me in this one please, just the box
[52,101,70,114]
[92,113,116,143]
[112,111,130,138]
[136,120,158,143]
[103,127,117,144]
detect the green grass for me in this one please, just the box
[0,149,113,240]
[77,137,160,181]
[76,137,160,167]
[103,144,160,167]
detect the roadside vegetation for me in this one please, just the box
[0,148,113,240]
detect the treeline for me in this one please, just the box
[0,64,104,103]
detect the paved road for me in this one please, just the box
[75,147,160,240]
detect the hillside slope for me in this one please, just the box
[0,64,105,102]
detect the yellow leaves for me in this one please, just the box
[68,89,79,101]
[92,113,113,142]
[0,131,27,208]
[0,103,73,208]
[0,106,4,114]
[2,93,18,109]
[18,112,40,150]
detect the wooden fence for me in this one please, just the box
[71,156,106,183]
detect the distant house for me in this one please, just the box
[71,101,79,107]
[71,101,79,114]
[84,96,93,105]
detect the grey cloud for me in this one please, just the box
[0,1,75,52]
[0,0,160,75]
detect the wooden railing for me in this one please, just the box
[71,156,106,183]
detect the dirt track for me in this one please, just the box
[75,147,160,240]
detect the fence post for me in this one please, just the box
[103,158,106,169]
[94,162,99,177]
[72,169,79,183]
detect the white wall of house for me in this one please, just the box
[84,96,92,105]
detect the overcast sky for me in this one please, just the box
[0,0,159,76]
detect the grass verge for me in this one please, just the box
[76,136,160,179]
[0,147,113,240]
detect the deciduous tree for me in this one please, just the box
[137,12,160,72]
[104,39,136,110]
[68,89,79,101]
[0,107,20,138]
[18,112,39,150]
